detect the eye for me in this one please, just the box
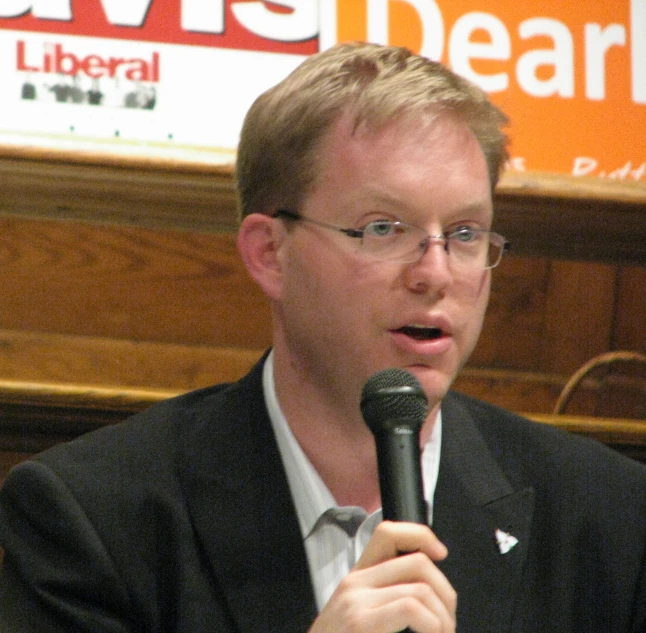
[448,226,481,243]
[364,220,401,238]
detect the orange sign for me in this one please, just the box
[320,0,646,181]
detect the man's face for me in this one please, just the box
[272,111,493,414]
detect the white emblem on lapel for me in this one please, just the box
[495,529,519,554]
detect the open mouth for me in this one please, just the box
[395,325,444,341]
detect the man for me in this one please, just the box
[1,42,645,633]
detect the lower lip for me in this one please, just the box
[389,330,453,356]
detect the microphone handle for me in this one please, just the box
[374,423,427,524]
[374,425,426,633]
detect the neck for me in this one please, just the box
[281,394,383,511]
[271,351,380,510]
[270,349,439,513]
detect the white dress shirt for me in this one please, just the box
[263,352,442,611]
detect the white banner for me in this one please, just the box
[0,29,304,163]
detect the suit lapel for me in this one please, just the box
[433,393,535,633]
[178,360,317,633]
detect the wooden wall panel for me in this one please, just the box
[0,328,566,412]
[540,260,617,374]
[472,256,549,371]
[0,153,644,417]
[0,154,238,233]
[0,212,642,395]
[494,172,646,265]
[3,155,644,264]
[614,266,646,352]
[453,368,563,413]
[0,216,271,349]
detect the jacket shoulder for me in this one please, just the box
[444,390,646,487]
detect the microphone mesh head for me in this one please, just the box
[360,368,428,434]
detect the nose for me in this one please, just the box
[404,237,452,294]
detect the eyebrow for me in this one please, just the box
[347,190,406,209]
[449,200,494,219]
[347,190,493,221]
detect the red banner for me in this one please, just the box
[0,0,317,54]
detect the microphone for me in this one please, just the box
[360,368,429,524]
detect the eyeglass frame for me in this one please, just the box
[272,209,510,270]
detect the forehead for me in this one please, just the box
[310,110,492,220]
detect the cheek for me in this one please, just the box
[289,256,388,337]
[479,273,492,313]
[473,272,491,312]
[459,273,491,339]
[283,249,349,315]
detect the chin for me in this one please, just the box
[405,367,454,404]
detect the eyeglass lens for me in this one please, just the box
[360,223,505,269]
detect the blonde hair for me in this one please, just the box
[236,42,509,220]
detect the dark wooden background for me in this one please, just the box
[0,150,644,395]
[0,147,644,479]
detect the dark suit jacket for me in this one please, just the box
[1,358,645,633]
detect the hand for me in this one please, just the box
[308,521,456,633]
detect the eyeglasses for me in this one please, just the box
[273,209,510,270]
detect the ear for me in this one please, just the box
[237,213,285,301]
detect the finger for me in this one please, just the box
[364,579,456,628]
[355,521,448,570]
[383,552,457,616]
[340,589,456,633]
[378,594,456,633]
[351,552,457,618]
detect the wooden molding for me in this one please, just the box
[0,329,267,392]
[495,172,646,265]
[0,147,238,233]
[527,413,646,463]
[1,146,645,264]
[0,379,176,411]
[0,378,643,461]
